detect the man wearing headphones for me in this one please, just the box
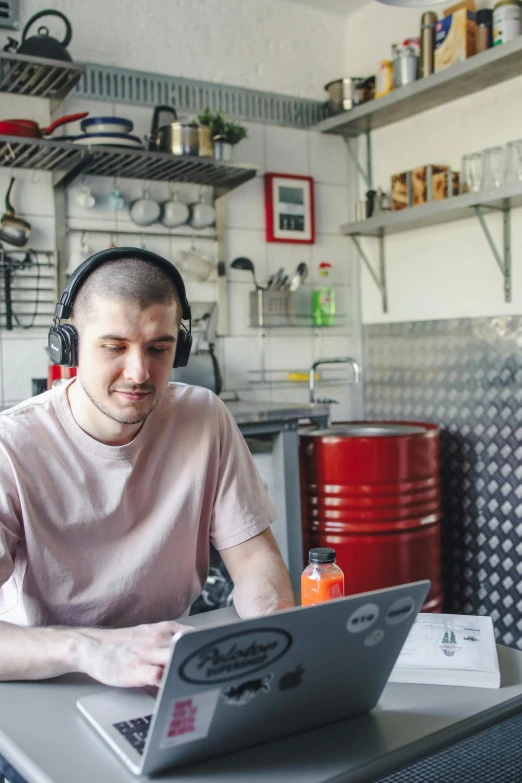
[0,248,294,691]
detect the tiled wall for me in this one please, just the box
[364,317,522,650]
[0,94,363,420]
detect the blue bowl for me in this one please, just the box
[80,116,134,134]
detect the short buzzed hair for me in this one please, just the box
[71,257,182,328]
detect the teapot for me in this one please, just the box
[3,9,73,62]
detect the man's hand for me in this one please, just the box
[77,620,194,687]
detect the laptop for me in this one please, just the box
[77,580,430,775]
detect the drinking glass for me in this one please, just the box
[482,146,506,189]
[505,140,522,183]
[461,152,483,193]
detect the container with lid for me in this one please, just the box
[301,548,345,606]
[493,0,522,46]
[421,11,438,78]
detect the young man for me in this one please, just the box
[0,250,294,691]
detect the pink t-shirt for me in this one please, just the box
[0,381,276,628]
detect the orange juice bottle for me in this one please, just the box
[301,548,344,607]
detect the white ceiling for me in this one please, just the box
[283,0,371,16]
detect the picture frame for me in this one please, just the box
[264,173,315,244]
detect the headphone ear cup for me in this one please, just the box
[173,330,192,368]
[54,324,78,368]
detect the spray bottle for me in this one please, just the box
[313,262,335,326]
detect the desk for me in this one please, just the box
[1,608,522,783]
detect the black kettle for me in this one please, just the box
[3,9,73,62]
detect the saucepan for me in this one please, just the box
[0,112,89,139]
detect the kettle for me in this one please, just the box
[3,9,73,62]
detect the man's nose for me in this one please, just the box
[122,349,150,384]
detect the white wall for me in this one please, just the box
[344,2,522,324]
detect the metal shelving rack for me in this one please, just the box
[0,51,84,109]
[316,37,522,311]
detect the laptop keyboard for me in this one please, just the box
[113,715,153,756]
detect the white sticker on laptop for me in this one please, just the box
[159,688,220,749]
[385,596,416,625]
[346,603,379,634]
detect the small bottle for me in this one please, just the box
[312,262,335,327]
[477,9,493,53]
[301,548,345,607]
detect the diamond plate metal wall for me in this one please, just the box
[364,317,522,650]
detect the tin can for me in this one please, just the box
[493,0,522,46]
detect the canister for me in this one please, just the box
[493,0,522,45]
[420,11,438,78]
[477,8,493,52]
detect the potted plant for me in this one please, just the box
[198,109,248,161]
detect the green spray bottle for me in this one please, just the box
[313,262,335,326]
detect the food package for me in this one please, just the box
[412,165,460,205]
[435,1,476,73]
[391,171,412,211]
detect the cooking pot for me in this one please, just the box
[147,105,199,157]
[0,178,31,247]
[3,9,74,62]
[324,76,375,113]
[170,346,222,394]
[0,112,88,139]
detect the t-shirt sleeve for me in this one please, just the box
[0,453,22,589]
[210,399,277,551]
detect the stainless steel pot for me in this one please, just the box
[148,105,199,156]
[0,178,31,248]
[324,76,374,113]
[393,47,419,88]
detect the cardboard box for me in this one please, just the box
[435,8,476,73]
[412,165,460,205]
[391,171,412,211]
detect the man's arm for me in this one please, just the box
[219,528,295,619]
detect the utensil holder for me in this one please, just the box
[250,290,295,327]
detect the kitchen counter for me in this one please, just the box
[225,399,330,427]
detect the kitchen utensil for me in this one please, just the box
[324,77,365,113]
[0,112,88,139]
[288,262,308,292]
[269,267,285,290]
[461,152,483,193]
[147,105,199,157]
[198,125,213,158]
[189,191,215,229]
[3,9,74,62]
[161,187,190,228]
[505,139,522,182]
[129,189,161,226]
[393,45,419,87]
[71,133,144,149]
[75,185,96,209]
[80,116,134,134]
[230,257,262,290]
[176,238,213,281]
[0,178,31,247]
[483,145,506,189]
[108,186,125,210]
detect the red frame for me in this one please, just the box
[264,172,315,244]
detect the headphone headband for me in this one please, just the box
[54,246,191,322]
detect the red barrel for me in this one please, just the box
[299,421,442,612]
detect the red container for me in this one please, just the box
[299,421,443,612]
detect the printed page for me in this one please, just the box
[394,614,496,671]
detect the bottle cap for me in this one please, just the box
[309,547,336,564]
[477,8,493,24]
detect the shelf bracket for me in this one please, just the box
[343,130,373,190]
[474,206,511,303]
[351,232,388,313]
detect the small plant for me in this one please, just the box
[223,120,248,146]
[197,109,247,146]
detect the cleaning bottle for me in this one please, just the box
[313,262,335,326]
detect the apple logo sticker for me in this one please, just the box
[364,629,385,647]
[385,596,416,625]
[346,603,379,634]
[279,665,305,691]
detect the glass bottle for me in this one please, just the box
[301,548,345,607]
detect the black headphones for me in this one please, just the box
[48,247,192,369]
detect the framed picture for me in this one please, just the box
[264,173,315,244]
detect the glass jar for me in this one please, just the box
[301,548,345,607]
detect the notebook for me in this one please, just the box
[388,613,500,689]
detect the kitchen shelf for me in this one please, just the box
[0,135,258,193]
[0,51,84,103]
[317,37,522,136]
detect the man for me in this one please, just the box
[0,249,294,692]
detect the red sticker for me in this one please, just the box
[160,689,220,749]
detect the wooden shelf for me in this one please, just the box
[317,37,522,136]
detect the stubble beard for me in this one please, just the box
[79,375,163,426]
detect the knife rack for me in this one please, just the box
[249,290,296,328]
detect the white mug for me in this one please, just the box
[75,185,96,209]
[189,200,215,230]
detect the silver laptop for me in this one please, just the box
[77,580,430,775]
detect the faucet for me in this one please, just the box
[309,357,361,404]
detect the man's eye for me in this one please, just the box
[104,346,124,353]
[150,347,170,354]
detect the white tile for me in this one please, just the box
[267,334,314,373]
[1,338,49,403]
[270,386,309,406]
[184,281,217,304]
[222,336,265,391]
[311,234,355,285]
[316,384,361,423]
[308,132,351,186]
[315,333,359,363]
[59,98,114,137]
[25,216,57,252]
[267,242,312,278]
[225,229,268,286]
[225,176,265,230]
[3,95,50,124]
[315,183,350,235]
[0,170,54,218]
[265,126,309,176]
[232,123,266,172]
[227,282,256,336]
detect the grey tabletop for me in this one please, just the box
[1,608,522,783]
[224,400,330,426]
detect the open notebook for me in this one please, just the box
[388,613,500,689]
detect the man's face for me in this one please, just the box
[77,297,180,426]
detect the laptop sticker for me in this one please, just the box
[385,596,416,625]
[159,688,220,749]
[364,629,385,647]
[179,628,293,685]
[223,673,273,706]
[346,603,379,634]
[279,664,305,691]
